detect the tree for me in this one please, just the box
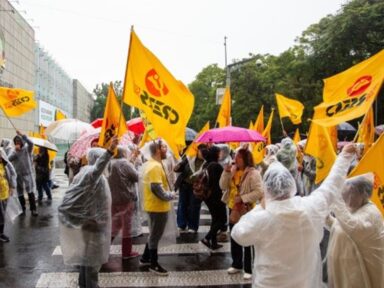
[90,81,135,121]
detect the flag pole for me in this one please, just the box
[118,25,134,136]
[0,106,18,130]
[352,108,371,143]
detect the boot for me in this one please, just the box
[122,237,139,259]
[18,196,26,215]
[149,249,168,276]
[28,193,38,216]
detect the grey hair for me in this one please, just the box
[344,175,373,199]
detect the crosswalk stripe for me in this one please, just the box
[36,270,251,287]
[52,242,230,256]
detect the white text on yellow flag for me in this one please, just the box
[313,49,384,127]
[123,30,194,157]
[98,83,127,148]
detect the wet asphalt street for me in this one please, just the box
[0,169,252,288]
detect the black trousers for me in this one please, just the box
[229,222,254,273]
[78,266,100,288]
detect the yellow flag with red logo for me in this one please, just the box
[0,87,36,117]
[305,122,337,184]
[98,83,127,148]
[253,105,264,134]
[55,109,66,120]
[357,107,375,155]
[123,30,194,158]
[313,50,384,127]
[185,122,210,158]
[252,109,274,164]
[275,93,304,125]
[216,87,231,127]
[350,133,384,217]
[293,128,301,144]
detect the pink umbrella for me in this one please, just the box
[195,126,265,143]
[68,128,135,158]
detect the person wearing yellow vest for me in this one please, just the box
[139,139,176,276]
[0,148,17,242]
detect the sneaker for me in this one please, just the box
[243,272,252,280]
[149,263,168,276]
[211,243,223,250]
[200,238,211,249]
[178,227,188,233]
[139,258,151,267]
[188,229,198,233]
[122,252,139,259]
[0,234,10,243]
[227,267,242,274]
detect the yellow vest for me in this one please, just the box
[142,158,171,212]
[0,163,10,201]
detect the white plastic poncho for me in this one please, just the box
[58,148,113,267]
[327,175,384,288]
[231,150,354,288]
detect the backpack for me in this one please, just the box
[192,166,211,200]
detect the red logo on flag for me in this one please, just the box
[145,69,169,97]
[347,76,372,97]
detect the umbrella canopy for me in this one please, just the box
[45,119,96,142]
[195,126,265,143]
[185,127,197,142]
[126,117,145,134]
[90,118,103,128]
[29,137,58,152]
[375,124,384,135]
[68,128,134,158]
[337,122,356,141]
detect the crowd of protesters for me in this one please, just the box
[0,129,382,288]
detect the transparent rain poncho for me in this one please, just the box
[58,148,113,267]
[108,146,141,238]
[327,174,384,288]
[231,150,355,288]
[276,137,297,172]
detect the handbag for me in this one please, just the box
[229,202,252,224]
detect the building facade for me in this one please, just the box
[0,0,35,138]
[35,44,73,118]
[73,79,93,123]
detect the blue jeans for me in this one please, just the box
[176,182,201,231]
[37,180,52,201]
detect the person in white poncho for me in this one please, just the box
[231,143,356,288]
[327,174,384,288]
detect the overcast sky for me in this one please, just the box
[16,0,347,92]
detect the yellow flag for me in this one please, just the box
[305,122,337,184]
[275,93,304,125]
[185,122,210,157]
[350,133,384,216]
[216,87,231,127]
[313,50,384,127]
[138,110,157,148]
[0,87,36,117]
[252,109,274,164]
[263,109,274,146]
[357,107,375,155]
[55,109,66,120]
[253,105,264,133]
[328,126,338,152]
[123,30,194,158]
[98,83,128,148]
[293,128,301,144]
[248,121,254,130]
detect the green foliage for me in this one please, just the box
[90,81,137,121]
[187,0,384,141]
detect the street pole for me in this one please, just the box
[224,36,230,88]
